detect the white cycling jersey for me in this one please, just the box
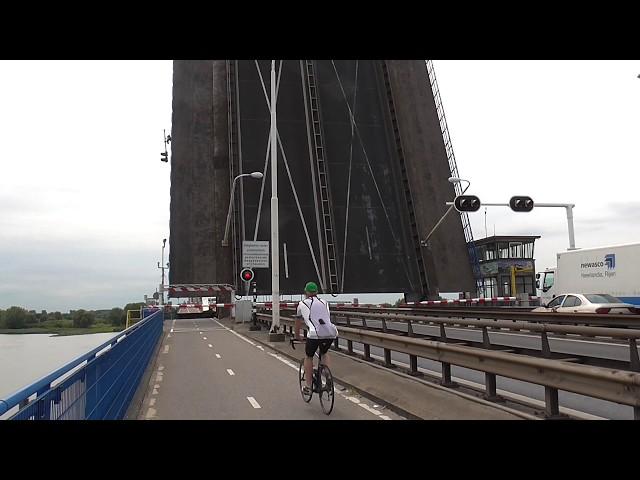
[296,296,338,339]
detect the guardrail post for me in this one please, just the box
[379,318,394,367]
[409,355,420,376]
[635,406,640,421]
[482,326,491,348]
[346,316,351,326]
[484,373,501,402]
[361,317,367,328]
[439,323,447,341]
[347,339,354,355]
[333,337,339,350]
[630,339,640,372]
[363,343,372,361]
[407,320,414,337]
[541,331,552,358]
[441,363,457,388]
[545,386,560,418]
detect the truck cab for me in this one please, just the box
[536,268,557,305]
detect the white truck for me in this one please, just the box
[537,242,640,306]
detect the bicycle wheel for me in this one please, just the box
[318,365,335,415]
[299,359,312,403]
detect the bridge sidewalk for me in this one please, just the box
[232,320,528,420]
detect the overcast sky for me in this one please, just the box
[1,60,639,311]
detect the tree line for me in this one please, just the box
[0,303,148,330]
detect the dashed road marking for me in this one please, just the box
[145,407,157,419]
[208,344,213,348]
[163,345,170,354]
[215,354,221,359]
[247,397,261,409]
[227,369,235,376]
[149,398,156,407]
[203,336,207,340]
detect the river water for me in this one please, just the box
[0,332,118,400]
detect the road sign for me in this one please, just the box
[242,241,269,268]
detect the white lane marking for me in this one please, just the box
[149,398,156,407]
[170,328,174,333]
[380,415,391,420]
[256,345,265,351]
[227,369,235,376]
[208,344,213,348]
[213,320,256,345]
[203,336,207,340]
[158,366,164,371]
[167,334,172,338]
[359,403,382,415]
[155,373,163,382]
[163,345,170,354]
[215,354,221,358]
[145,407,157,419]
[152,384,160,395]
[247,397,261,409]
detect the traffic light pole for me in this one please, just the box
[446,201,577,250]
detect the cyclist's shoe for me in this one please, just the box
[302,385,312,396]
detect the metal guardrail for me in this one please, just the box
[332,307,640,328]
[328,310,640,370]
[256,313,640,419]
[0,309,164,420]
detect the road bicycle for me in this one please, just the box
[290,338,335,415]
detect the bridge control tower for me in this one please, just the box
[169,60,476,301]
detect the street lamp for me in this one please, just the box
[221,172,264,246]
[420,177,471,247]
[157,238,168,304]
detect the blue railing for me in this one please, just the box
[0,309,164,420]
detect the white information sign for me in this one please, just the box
[242,241,270,268]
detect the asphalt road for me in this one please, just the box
[139,317,402,420]
[335,318,636,419]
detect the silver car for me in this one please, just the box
[533,293,640,314]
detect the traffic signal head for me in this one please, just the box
[240,267,254,282]
[161,151,168,162]
[454,195,481,212]
[509,196,534,212]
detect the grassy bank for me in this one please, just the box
[0,325,124,336]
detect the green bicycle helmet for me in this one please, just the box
[304,281,318,294]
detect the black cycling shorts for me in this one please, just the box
[305,338,334,358]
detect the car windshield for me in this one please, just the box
[585,294,623,304]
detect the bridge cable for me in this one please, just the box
[330,60,415,290]
[340,60,359,293]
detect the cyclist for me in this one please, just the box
[295,281,338,396]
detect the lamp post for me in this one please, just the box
[269,60,280,335]
[157,238,168,305]
[420,177,471,247]
[221,172,264,247]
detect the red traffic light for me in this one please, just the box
[240,268,254,282]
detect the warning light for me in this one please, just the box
[240,268,254,282]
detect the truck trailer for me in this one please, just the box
[537,242,640,306]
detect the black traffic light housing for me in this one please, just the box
[509,196,534,212]
[161,151,168,162]
[240,267,254,283]
[454,195,481,212]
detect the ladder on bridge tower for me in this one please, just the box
[304,60,339,294]
[426,60,482,286]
